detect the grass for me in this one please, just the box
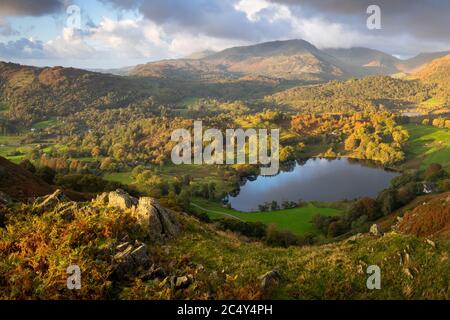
[403,124,450,169]
[0,135,23,144]
[191,198,343,235]
[103,171,135,185]
[32,118,58,130]
[420,97,445,107]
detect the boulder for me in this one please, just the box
[171,275,193,290]
[33,189,69,213]
[112,241,150,279]
[135,197,181,239]
[259,269,282,291]
[369,224,383,237]
[108,189,138,210]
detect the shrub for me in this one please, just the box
[55,174,123,193]
[424,163,445,181]
[217,219,267,239]
[36,166,56,184]
[265,224,300,247]
[348,197,380,221]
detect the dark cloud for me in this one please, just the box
[101,0,289,41]
[0,0,66,17]
[269,0,450,41]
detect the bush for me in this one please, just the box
[36,166,56,184]
[217,219,267,239]
[265,224,300,247]
[55,174,123,193]
[424,163,445,181]
[348,197,380,221]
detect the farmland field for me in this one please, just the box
[404,124,450,169]
[191,198,344,235]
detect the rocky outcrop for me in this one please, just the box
[113,240,150,280]
[107,189,138,210]
[94,190,181,240]
[32,189,70,213]
[135,197,181,239]
[370,224,383,237]
[259,269,282,291]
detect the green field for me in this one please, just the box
[32,118,58,130]
[191,198,343,235]
[103,171,135,185]
[404,124,450,169]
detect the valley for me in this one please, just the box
[0,39,449,300]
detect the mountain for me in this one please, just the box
[323,47,400,75]
[185,49,216,60]
[413,53,450,84]
[130,40,450,81]
[398,51,450,73]
[88,66,134,76]
[131,39,347,81]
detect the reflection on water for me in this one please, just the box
[227,158,399,212]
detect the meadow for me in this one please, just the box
[191,198,344,235]
[404,123,450,169]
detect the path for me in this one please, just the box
[190,202,244,222]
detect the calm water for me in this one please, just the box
[227,158,399,212]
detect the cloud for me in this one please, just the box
[269,0,450,42]
[0,0,66,17]
[0,38,45,59]
[1,0,449,68]
[0,18,18,36]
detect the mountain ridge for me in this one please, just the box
[130,39,450,81]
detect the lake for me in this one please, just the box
[226,158,399,212]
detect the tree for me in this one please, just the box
[36,166,56,184]
[349,197,380,221]
[424,163,444,181]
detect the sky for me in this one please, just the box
[0,0,449,69]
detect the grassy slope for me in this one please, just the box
[31,118,58,130]
[104,172,135,185]
[192,198,343,235]
[168,215,450,299]
[403,124,450,169]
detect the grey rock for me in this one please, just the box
[131,243,149,267]
[173,275,193,289]
[259,269,282,291]
[33,189,69,213]
[108,189,138,210]
[135,197,181,239]
[370,224,383,237]
[112,241,150,279]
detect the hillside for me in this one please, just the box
[324,47,400,75]
[414,54,450,85]
[0,62,160,124]
[266,75,430,113]
[0,188,448,299]
[0,156,53,199]
[398,51,450,73]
